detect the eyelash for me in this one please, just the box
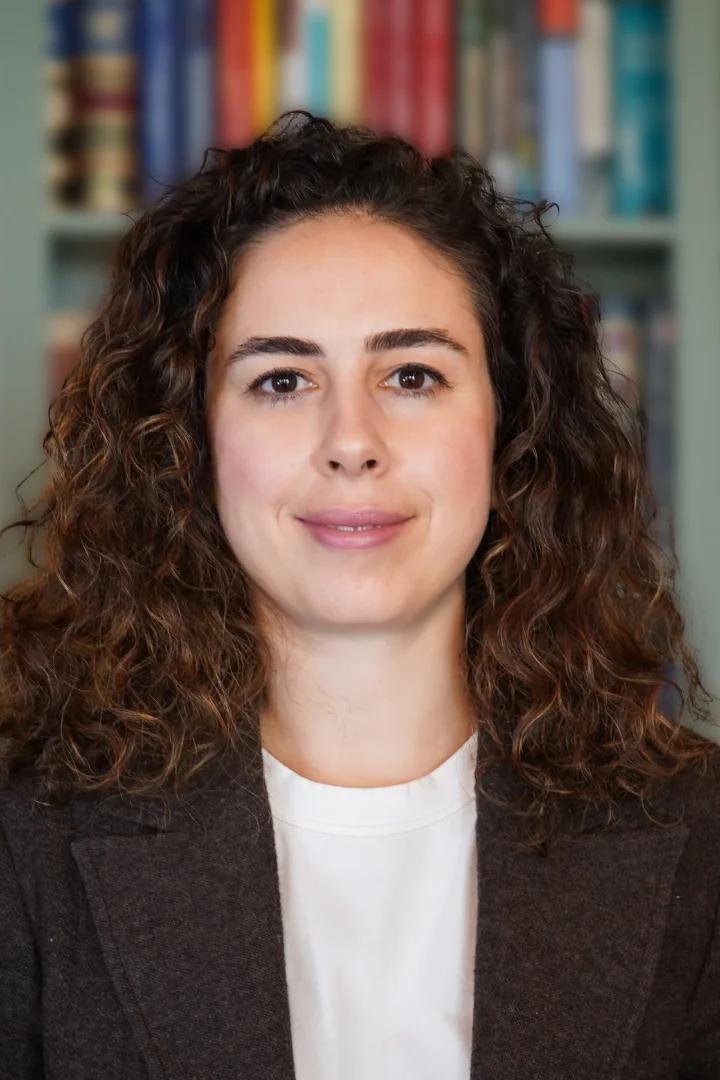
[244,364,451,406]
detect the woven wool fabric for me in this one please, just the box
[1,738,720,1080]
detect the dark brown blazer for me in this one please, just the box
[2,739,720,1080]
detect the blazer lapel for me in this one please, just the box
[70,750,298,1080]
[469,797,689,1079]
[70,747,690,1080]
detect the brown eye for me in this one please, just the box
[385,365,449,398]
[395,367,435,391]
[245,368,312,405]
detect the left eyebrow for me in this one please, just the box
[224,327,470,366]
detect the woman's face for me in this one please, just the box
[205,212,496,632]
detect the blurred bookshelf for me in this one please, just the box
[1,0,719,723]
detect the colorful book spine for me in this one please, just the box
[612,0,671,216]
[413,0,454,158]
[384,0,415,144]
[599,293,643,428]
[538,0,582,214]
[512,0,540,201]
[46,0,80,208]
[217,0,253,148]
[250,0,278,134]
[75,0,138,212]
[303,0,331,120]
[455,0,490,163]
[180,0,216,178]
[329,0,362,124]
[138,0,181,204]
[485,0,516,194]
[578,0,612,215]
[278,0,306,114]
[362,0,390,134]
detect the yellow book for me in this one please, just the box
[329,0,362,124]
[252,0,278,134]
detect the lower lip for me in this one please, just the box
[298,518,412,549]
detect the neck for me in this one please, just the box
[257,583,477,787]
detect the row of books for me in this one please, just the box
[599,291,675,559]
[47,0,671,217]
[47,288,676,555]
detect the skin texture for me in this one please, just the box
[205,211,497,787]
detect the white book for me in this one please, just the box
[578,0,612,157]
[278,0,307,113]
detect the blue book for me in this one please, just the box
[538,37,581,215]
[48,0,77,61]
[612,1,671,216]
[180,0,216,179]
[138,0,183,205]
[303,2,330,117]
[512,0,539,203]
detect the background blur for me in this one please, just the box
[0,0,718,727]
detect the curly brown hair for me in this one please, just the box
[1,110,717,854]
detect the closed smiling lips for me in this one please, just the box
[296,508,413,527]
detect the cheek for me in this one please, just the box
[211,419,301,520]
[424,423,493,533]
[212,428,252,498]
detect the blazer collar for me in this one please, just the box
[69,742,690,1080]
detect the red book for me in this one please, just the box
[217,0,253,148]
[413,0,454,157]
[538,0,579,36]
[362,0,391,133]
[386,0,416,144]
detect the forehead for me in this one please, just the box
[218,213,480,334]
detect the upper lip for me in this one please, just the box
[298,508,413,526]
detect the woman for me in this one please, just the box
[1,111,719,1080]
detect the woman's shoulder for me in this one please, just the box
[652,736,720,827]
[0,764,145,864]
[0,749,247,850]
[0,766,76,829]
[0,768,93,889]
